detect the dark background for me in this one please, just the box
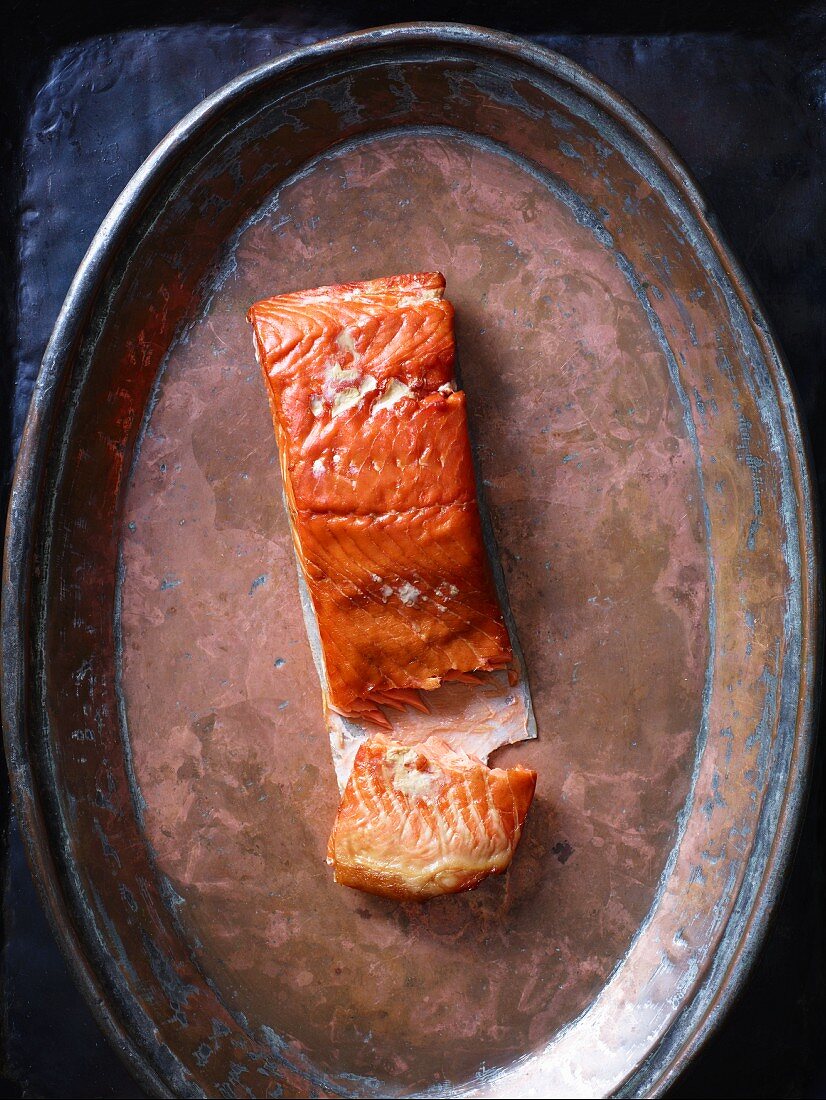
[2,2,825,1097]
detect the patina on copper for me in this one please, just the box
[1,24,818,1100]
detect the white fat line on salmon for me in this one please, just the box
[330,375,377,417]
[335,330,356,356]
[397,582,421,606]
[328,281,444,307]
[436,582,460,598]
[325,362,361,386]
[373,378,411,412]
[385,745,444,799]
[386,290,444,307]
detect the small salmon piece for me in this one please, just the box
[247,272,512,725]
[327,734,537,901]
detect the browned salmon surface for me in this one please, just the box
[247,272,512,727]
[327,734,537,901]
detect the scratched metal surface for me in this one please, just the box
[0,8,822,1100]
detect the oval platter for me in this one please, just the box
[2,23,818,1100]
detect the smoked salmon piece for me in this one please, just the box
[327,734,537,901]
[247,272,513,727]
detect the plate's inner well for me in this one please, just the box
[120,131,708,1090]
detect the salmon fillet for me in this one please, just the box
[327,734,537,901]
[248,272,513,728]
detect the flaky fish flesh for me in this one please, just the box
[249,272,536,798]
[327,733,537,901]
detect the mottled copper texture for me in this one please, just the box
[2,25,816,1100]
[120,130,709,1091]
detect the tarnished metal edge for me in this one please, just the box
[1,22,818,1100]
[565,48,820,1100]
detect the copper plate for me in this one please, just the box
[2,23,818,1100]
